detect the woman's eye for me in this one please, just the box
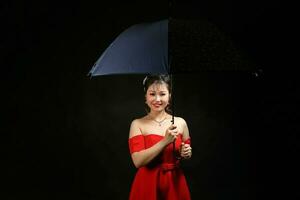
[149,93,165,96]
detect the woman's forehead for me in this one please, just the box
[147,83,168,91]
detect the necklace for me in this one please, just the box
[149,114,168,126]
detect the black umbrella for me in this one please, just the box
[88,18,255,158]
[88,18,255,113]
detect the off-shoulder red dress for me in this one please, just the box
[128,133,191,200]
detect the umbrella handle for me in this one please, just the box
[172,117,181,160]
[173,141,182,160]
[170,74,181,159]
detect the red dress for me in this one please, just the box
[128,133,191,200]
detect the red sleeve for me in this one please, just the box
[128,135,145,154]
[184,137,191,145]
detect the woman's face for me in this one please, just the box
[145,82,170,112]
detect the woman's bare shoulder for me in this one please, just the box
[174,116,187,126]
[129,116,149,137]
[129,118,142,138]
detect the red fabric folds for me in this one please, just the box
[128,135,145,154]
[183,137,191,145]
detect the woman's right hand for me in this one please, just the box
[163,124,179,145]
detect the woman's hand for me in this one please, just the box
[163,124,179,145]
[180,142,192,159]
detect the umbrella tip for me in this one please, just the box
[87,71,93,79]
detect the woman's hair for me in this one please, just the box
[143,74,172,114]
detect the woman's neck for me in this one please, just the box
[148,111,169,121]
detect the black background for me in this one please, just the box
[2,0,299,199]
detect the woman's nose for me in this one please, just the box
[155,95,161,101]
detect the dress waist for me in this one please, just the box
[160,161,180,172]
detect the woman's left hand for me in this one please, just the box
[180,142,192,159]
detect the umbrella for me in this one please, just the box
[88,18,255,75]
[88,18,255,158]
[88,17,255,115]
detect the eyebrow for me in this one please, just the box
[148,90,167,92]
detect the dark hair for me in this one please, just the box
[143,74,172,114]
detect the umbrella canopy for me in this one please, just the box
[88,18,255,77]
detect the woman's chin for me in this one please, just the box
[151,108,165,112]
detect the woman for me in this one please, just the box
[128,75,192,200]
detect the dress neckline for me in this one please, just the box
[143,133,182,137]
[129,133,182,139]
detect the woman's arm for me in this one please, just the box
[129,120,169,168]
[180,117,192,159]
[131,140,168,168]
[180,117,190,141]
